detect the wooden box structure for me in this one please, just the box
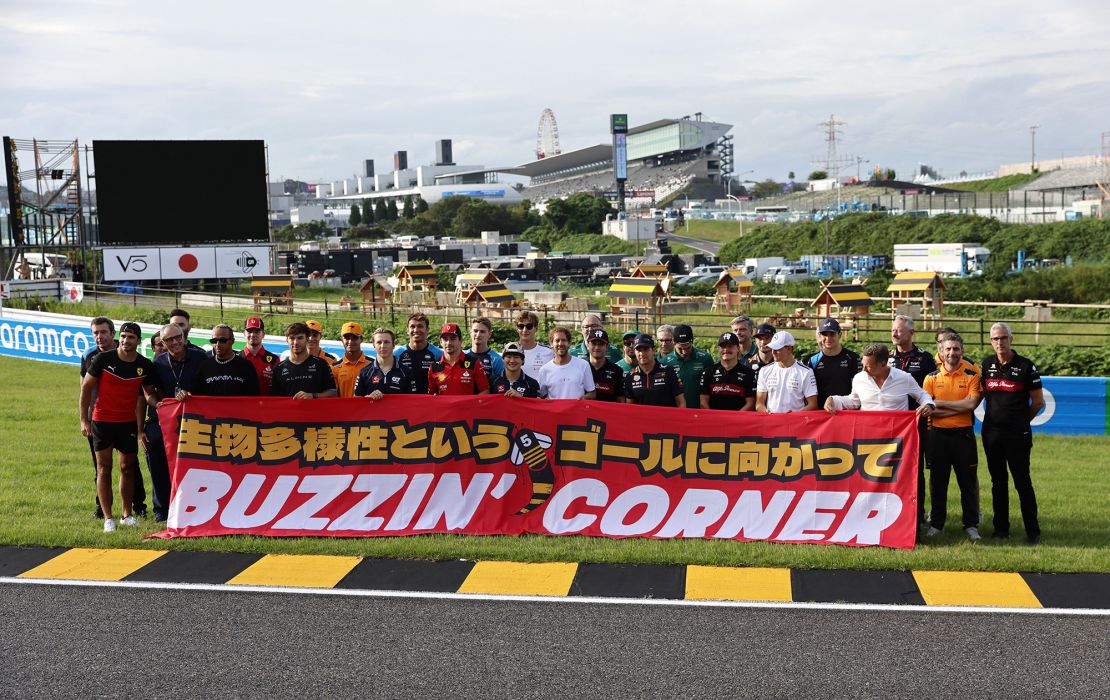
[608,276,666,322]
[630,262,670,279]
[811,281,873,320]
[250,275,295,313]
[394,263,438,292]
[461,282,516,315]
[711,270,754,311]
[359,275,393,311]
[886,271,945,326]
[454,268,502,303]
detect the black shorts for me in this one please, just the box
[92,420,139,454]
[927,427,978,470]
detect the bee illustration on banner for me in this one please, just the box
[509,428,555,515]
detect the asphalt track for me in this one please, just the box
[667,232,723,255]
[2,582,1108,698]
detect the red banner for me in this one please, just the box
[155,397,919,549]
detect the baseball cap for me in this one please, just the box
[674,324,694,344]
[119,321,142,338]
[245,316,264,331]
[587,328,609,344]
[633,333,655,349]
[440,322,462,338]
[718,332,740,346]
[341,321,363,337]
[754,323,776,338]
[768,330,795,350]
[305,319,323,333]
[622,329,640,340]
[502,341,525,357]
[818,318,842,334]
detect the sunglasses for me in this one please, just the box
[163,335,184,343]
[517,323,535,330]
[209,337,232,344]
[623,339,635,346]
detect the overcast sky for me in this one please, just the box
[4,0,1109,185]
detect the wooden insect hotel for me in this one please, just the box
[454,268,502,303]
[711,270,754,311]
[608,276,666,323]
[886,271,945,327]
[358,275,393,311]
[250,275,295,313]
[811,280,873,320]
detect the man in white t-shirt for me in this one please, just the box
[515,309,554,379]
[539,326,596,400]
[756,331,818,413]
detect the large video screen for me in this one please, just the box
[93,140,268,244]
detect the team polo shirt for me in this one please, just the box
[981,351,1042,431]
[624,361,683,407]
[428,353,490,396]
[661,348,712,409]
[153,346,210,400]
[353,361,415,396]
[466,347,505,383]
[756,361,818,413]
[242,344,279,395]
[269,355,337,397]
[617,357,638,373]
[700,362,757,410]
[193,355,260,397]
[809,348,862,407]
[748,351,775,375]
[739,343,758,367]
[491,372,541,398]
[521,343,554,380]
[569,342,623,364]
[81,344,117,420]
[394,343,444,394]
[890,345,936,409]
[924,364,981,429]
[590,360,625,402]
[331,353,373,398]
[87,351,155,422]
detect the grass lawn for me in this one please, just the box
[2,356,1107,573]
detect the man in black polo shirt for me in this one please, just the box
[585,329,624,402]
[188,324,260,397]
[809,318,862,408]
[981,322,1044,544]
[700,332,756,411]
[490,342,541,398]
[354,327,416,398]
[748,323,777,374]
[890,314,937,532]
[270,322,338,399]
[623,334,684,408]
[81,316,147,519]
[393,312,443,395]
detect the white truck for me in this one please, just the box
[740,257,786,279]
[893,243,990,276]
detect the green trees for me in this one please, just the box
[415,196,429,214]
[386,200,399,221]
[402,196,415,219]
[807,170,828,181]
[539,193,615,234]
[348,204,361,227]
[362,198,375,225]
[373,199,389,222]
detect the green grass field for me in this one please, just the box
[2,356,1107,573]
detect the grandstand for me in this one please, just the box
[501,115,733,207]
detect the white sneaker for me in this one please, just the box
[925,526,943,538]
[965,527,982,542]
[120,515,138,527]
[103,518,117,533]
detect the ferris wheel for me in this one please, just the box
[536,108,561,159]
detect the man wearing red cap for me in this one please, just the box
[428,323,490,396]
[331,321,372,398]
[241,316,279,394]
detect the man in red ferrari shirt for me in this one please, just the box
[241,316,279,394]
[428,323,490,396]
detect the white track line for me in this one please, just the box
[2,576,1106,616]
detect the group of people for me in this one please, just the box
[79,307,1045,544]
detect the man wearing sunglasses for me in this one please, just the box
[185,324,260,397]
[616,329,642,373]
[514,310,553,379]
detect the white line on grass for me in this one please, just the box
[2,576,1106,617]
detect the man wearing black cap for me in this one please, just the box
[79,322,159,532]
[661,323,711,409]
[241,316,279,395]
[700,332,757,411]
[808,318,862,408]
[623,334,684,408]
[585,328,625,402]
[491,342,541,398]
[749,323,777,374]
[429,323,490,396]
